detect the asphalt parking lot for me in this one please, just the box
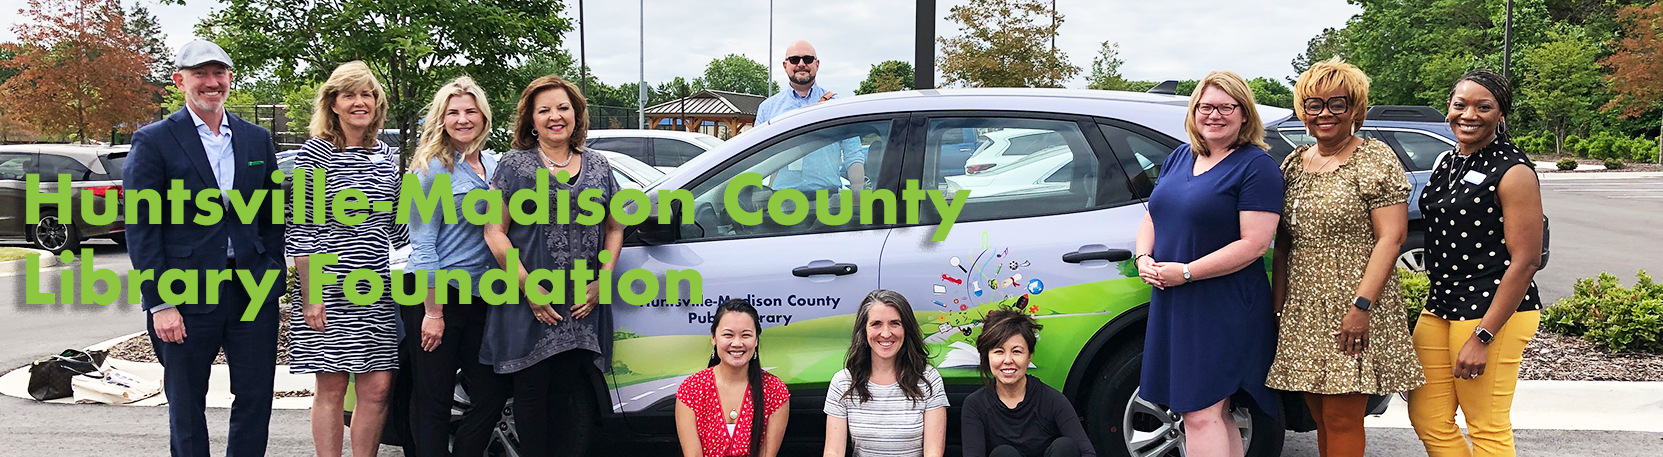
[0,175,1659,456]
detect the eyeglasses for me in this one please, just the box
[1195,103,1240,116]
[1302,96,1351,116]
[786,55,817,65]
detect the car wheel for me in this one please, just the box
[1085,338,1284,457]
[32,213,80,254]
[1397,231,1426,272]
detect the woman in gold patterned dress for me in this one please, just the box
[1267,57,1426,457]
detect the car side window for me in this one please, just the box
[1100,124,1176,200]
[678,119,890,242]
[652,138,706,168]
[0,153,37,181]
[37,154,93,181]
[588,137,650,165]
[1384,131,1449,172]
[926,118,1098,223]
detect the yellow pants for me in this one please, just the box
[1407,310,1539,457]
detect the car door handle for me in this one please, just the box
[792,263,859,277]
[1062,249,1133,264]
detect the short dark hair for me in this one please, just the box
[1450,70,1514,140]
[974,310,1042,386]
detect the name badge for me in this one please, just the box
[1462,170,1486,185]
[368,154,387,164]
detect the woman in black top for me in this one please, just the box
[961,310,1096,457]
[1406,70,1545,457]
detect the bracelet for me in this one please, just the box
[424,314,443,320]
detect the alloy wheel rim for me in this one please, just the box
[1397,247,1427,272]
[1123,387,1252,457]
[36,216,67,251]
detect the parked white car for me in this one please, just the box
[962,128,1068,174]
[585,129,724,172]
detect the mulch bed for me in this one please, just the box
[1519,329,1663,381]
[106,304,293,366]
[1530,154,1663,173]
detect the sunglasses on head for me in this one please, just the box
[786,55,817,65]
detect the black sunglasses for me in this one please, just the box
[1302,96,1351,116]
[786,55,817,65]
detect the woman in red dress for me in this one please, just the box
[676,300,791,457]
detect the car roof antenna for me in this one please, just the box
[1147,80,1179,95]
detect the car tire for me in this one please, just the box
[1085,337,1285,457]
[32,212,80,254]
[1397,231,1427,273]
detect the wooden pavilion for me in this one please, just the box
[644,89,767,139]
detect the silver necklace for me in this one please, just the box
[541,148,574,168]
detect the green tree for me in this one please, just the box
[123,1,169,85]
[699,54,776,96]
[1248,77,1295,109]
[200,0,572,157]
[1086,41,1130,91]
[1519,28,1604,154]
[1289,27,1348,84]
[938,0,1080,88]
[1343,0,1551,106]
[856,60,915,95]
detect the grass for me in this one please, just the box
[0,247,35,262]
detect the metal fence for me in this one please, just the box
[590,105,643,130]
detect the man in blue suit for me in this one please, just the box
[124,40,286,457]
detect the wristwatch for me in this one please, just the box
[1181,264,1191,281]
[1352,296,1372,312]
[1474,326,1495,345]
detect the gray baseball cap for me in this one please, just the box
[175,40,234,69]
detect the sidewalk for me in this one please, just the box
[1365,381,1663,432]
[0,332,315,409]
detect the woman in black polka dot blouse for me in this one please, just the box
[1406,70,1545,457]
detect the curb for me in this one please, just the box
[0,248,60,276]
[1539,171,1663,181]
[0,331,314,409]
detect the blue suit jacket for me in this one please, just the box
[124,109,285,314]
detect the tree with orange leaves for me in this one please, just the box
[0,0,159,143]
[1601,2,1663,163]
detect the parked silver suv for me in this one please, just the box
[0,144,128,253]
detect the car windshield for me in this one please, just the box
[611,154,666,185]
[694,136,724,148]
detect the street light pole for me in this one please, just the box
[915,0,934,90]
[639,0,646,129]
[1503,0,1513,82]
[769,0,775,97]
[579,0,587,96]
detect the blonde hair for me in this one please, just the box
[511,75,588,152]
[308,61,388,149]
[1184,70,1269,157]
[411,76,492,173]
[1293,57,1371,133]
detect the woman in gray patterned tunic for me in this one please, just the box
[482,74,624,457]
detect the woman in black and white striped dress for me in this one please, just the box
[287,61,408,457]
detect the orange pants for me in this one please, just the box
[1303,393,1368,457]
[1407,310,1539,457]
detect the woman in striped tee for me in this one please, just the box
[823,290,949,457]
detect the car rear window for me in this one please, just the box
[102,152,126,180]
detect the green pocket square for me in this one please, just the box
[247,160,264,166]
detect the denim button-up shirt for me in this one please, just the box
[756,83,865,191]
[408,151,498,292]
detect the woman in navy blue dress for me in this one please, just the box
[1134,71,1285,457]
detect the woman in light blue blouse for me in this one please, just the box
[400,76,507,457]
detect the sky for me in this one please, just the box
[2,0,1361,98]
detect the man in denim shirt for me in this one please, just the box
[756,40,865,192]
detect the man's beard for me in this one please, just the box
[789,72,815,86]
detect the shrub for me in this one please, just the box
[1565,134,1585,157]
[1541,271,1663,353]
[1556,158,1579,170]
[1604,158,1626,170]
[1398,268,1429,329]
